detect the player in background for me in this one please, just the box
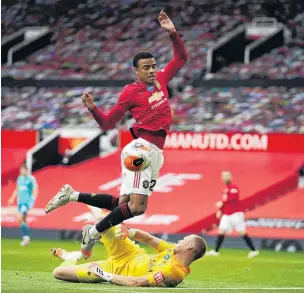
[45,11,188,256]
[205,171,259,258]
[50,209,207,287]
[8,163,38,246]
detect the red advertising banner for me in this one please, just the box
[1,130,39,184]
[119,131,304,153]
[1,130,38,149]
[2,150,302,235]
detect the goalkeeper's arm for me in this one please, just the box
[116,225,162,251]
[105,274,150,287]
[88,263,166,287]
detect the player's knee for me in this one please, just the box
[53,266,79,282]
[218,230,225,235]
[239,230,246,236]
[53,267,66,280]
[128,203,146,216]
[52,267,61,279]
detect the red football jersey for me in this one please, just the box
[90,32,188,149]
[221,183,241,215]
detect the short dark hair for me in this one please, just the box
[133,51,154,68]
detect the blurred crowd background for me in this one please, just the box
[2,86,304,133]
[1,0,304,134]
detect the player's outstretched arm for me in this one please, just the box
[82,92,129,130]
[31,176,39,200]
[158,11,188,83]
[130,228,164,250]
[8,188,17,205]
[115,226,163,250]
[33,187,38,200]
[105,274,150,287]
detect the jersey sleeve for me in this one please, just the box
[89,90,130,130]
[156,241,176,252]
[157,32,188,85]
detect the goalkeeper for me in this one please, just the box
[51,211,207,287]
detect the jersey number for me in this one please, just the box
[149,180,156,191]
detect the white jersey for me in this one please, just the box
[120,138,164,196]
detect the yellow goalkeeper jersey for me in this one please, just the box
[77,231,190,287]
[124,240,190,287]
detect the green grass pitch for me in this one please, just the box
[2,238,304,293]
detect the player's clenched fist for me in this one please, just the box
[82,92,94,110]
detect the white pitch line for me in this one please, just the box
[55,287,304,291]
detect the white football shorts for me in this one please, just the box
[219,212,246,233]
[120,137,164,197]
